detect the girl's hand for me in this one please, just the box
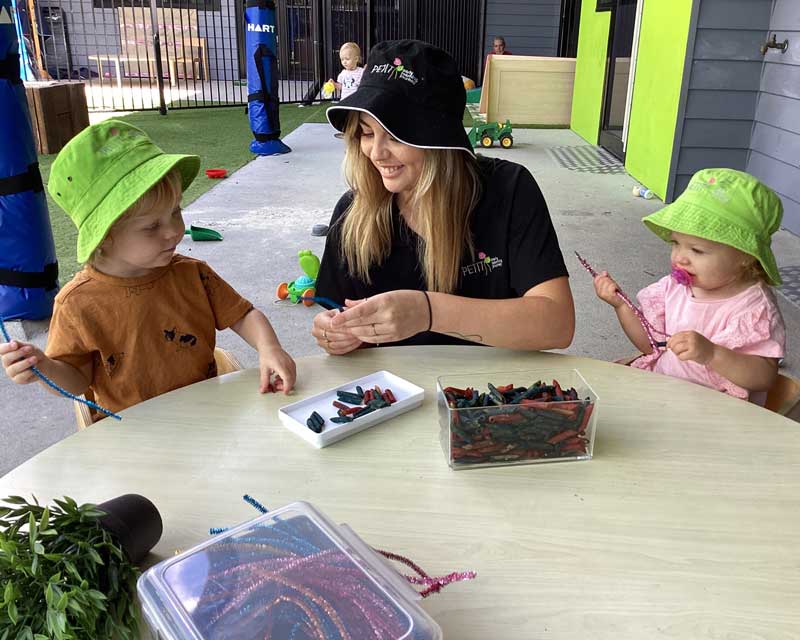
[258,346,296,394]
[593,271,624,308]
[312,308,362,355]
[667,331,716,365]
[329,290,429,345]
[0,340,45,384]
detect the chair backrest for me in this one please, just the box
[75,348,243,429]
[765,372,800,421]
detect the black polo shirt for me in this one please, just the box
[316,155,567,346]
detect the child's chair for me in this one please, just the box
[765,372,800,421]
[616,354,800,422]
[74,347,243,429]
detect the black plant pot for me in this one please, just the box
[97,494,163,564]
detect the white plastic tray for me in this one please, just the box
[278,370,425,448]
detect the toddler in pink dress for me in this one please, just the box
[593,168,786,404]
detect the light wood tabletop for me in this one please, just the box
[2,346,799,638]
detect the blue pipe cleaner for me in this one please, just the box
[209,494,270,535]
[0,316,122,421]
[300,296,344,311]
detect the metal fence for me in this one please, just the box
[17,0,578,112]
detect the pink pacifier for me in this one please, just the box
[670,266,693,286]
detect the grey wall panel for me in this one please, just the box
[771,0,800,30]
[677,148,749,174]
[754,92,800,136]
[673,174,692,198]
[689,60,764,90]
[684,90,759,119]
[748,150,800,203]
[484,0,560,57]
[751,122,800,169]
[681,119,754,148]
[745,0,800,231]
[782,198,800,235]
[760,61,800,100]
[697,0,772,30]
[693,28,766,61]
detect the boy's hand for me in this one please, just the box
[667,331,716,365]
[258,346,296,394]
[593,271,624,308]
[0,340,45,384]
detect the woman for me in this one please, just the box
[313,39,574,354]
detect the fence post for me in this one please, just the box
[149,0,167,115]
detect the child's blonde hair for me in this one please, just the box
[88,169,183,264]
[340,42,361,64]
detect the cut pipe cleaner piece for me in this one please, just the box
[574,252,669,353]
[670,265,693,287]
[0,315,122,421]
[299,296,344,311]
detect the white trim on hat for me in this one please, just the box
[325,106,474,154]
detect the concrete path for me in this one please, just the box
[3,123,799,477]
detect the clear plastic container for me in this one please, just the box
[438,369,599,470]
[138,501,442,640]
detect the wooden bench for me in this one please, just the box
[97,7,209,86]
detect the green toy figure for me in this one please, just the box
[276,250,321,306]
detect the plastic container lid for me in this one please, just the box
[137,501,443,640]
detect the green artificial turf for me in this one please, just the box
[42,103,330,284]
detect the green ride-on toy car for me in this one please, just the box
[467,119,514,149]
[276,250,320,307]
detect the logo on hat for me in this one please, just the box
[371,57,419,85]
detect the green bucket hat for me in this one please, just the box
[48,120,200,263]
[642,168,783,286]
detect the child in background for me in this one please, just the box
[594,168,785,404]
[328,42,364,100]
[0,120,296,420]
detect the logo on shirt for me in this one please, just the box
[462,251,503,277]
[164,327,198,350]
[371,57,419,85]
[126,283,154,297]
[103,352,124,377]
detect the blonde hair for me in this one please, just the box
[337,113,482,293]
[340,42,361,64]
[88,168,183,263]
[741,254,768,284]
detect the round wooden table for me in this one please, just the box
[2,346,798,638]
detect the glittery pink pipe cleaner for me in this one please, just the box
[575,252,668,352]
[375,548,477,598]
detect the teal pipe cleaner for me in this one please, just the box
[0,316,122,421]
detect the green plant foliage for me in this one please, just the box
[0,496,140,639]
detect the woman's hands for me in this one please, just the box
[312,290,429,354]
[312,308,364,355]
[333,291,429,344]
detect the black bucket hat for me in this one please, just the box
[327,39,472,154]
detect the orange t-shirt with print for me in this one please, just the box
[46,254,253,417]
